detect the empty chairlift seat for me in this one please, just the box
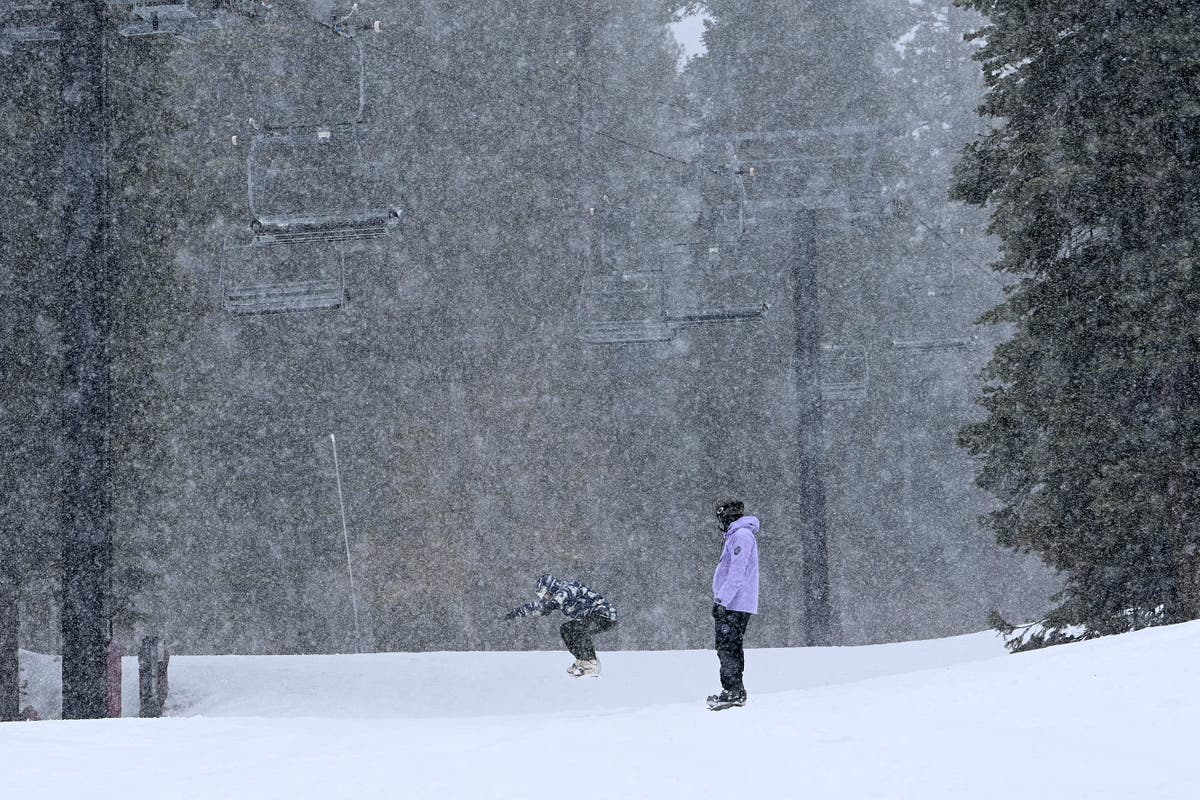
[116,0,219,38]
[574,247,768,345]
[246,124,401,245]
[221,8,393,311]
[664,241,768,328]
[890,336,970,352]
[576,272,674,344]
[703,127,881,218]
[0,2,60,55]
[820,344,869,403]
[221,240,346,315]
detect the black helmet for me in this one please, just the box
[715,498,745,531]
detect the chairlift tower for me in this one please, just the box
[57,0,109,722]
[53,0,220,720]
[696,126,884,647]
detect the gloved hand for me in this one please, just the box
[500,610,518,621]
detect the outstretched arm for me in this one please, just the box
[502,599,551,620]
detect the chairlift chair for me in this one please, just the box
[648,172,766,329]
[576,272,673,345]
[668,303,768,329]
[664,239,768,329]
[116,0,220,38]
[0,2,59,55]
[704,127,881,218]
[890,336,970,352]
[225,276,344,314]
[234,18,394,243]
[221,239,346,314]
[574,187,765,344]
[672,149,753,247]
[820,344,869,402]
[245,124,400,245]
[238,21,367,131]
[917,261,959,297]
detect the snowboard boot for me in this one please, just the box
[706,689,747,710]
[568,659,600,677]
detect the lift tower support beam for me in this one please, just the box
[59,0,111,720]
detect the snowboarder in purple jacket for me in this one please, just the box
[707,498,759,710]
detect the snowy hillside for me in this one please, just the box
[5,625,1200,799]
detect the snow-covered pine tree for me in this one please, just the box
[1,33,64,723]
[1,16,201,716]
[103,33,209,648]
[953,1,1200,647]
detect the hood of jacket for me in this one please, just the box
[724,515,760,537]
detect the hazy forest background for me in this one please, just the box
[1,0,1059,659]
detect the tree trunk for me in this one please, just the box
[1166,364,1200,621]
[1170,487,1200,620]
[0,571,19,722]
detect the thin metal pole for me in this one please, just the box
[329,434,363,653]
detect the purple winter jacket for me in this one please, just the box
[712,515,760,614]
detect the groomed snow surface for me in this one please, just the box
[5,623,1200,799]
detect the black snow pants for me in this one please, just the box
[713,603,752,693]
[560,615,618,660]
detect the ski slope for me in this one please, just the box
[4,624,1199,799]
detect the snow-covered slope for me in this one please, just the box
[5,625,1199,799]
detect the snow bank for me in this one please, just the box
[5,625,1199,799]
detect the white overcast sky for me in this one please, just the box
[669,8,709,70]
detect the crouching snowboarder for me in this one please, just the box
[501,574,619,677]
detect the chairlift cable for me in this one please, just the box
[908,209,996,278]
[386,28,708,127]
[566,70,706,126]
[367,33,722,175]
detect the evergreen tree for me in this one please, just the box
[104,34,208,643]
[849,3,1053,640]
[953,1,1200,647]
[1,12,207,715]
[0,42,61,721]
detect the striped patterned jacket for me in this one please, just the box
[508,574,618,622]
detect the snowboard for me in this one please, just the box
[706,695,746,711]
